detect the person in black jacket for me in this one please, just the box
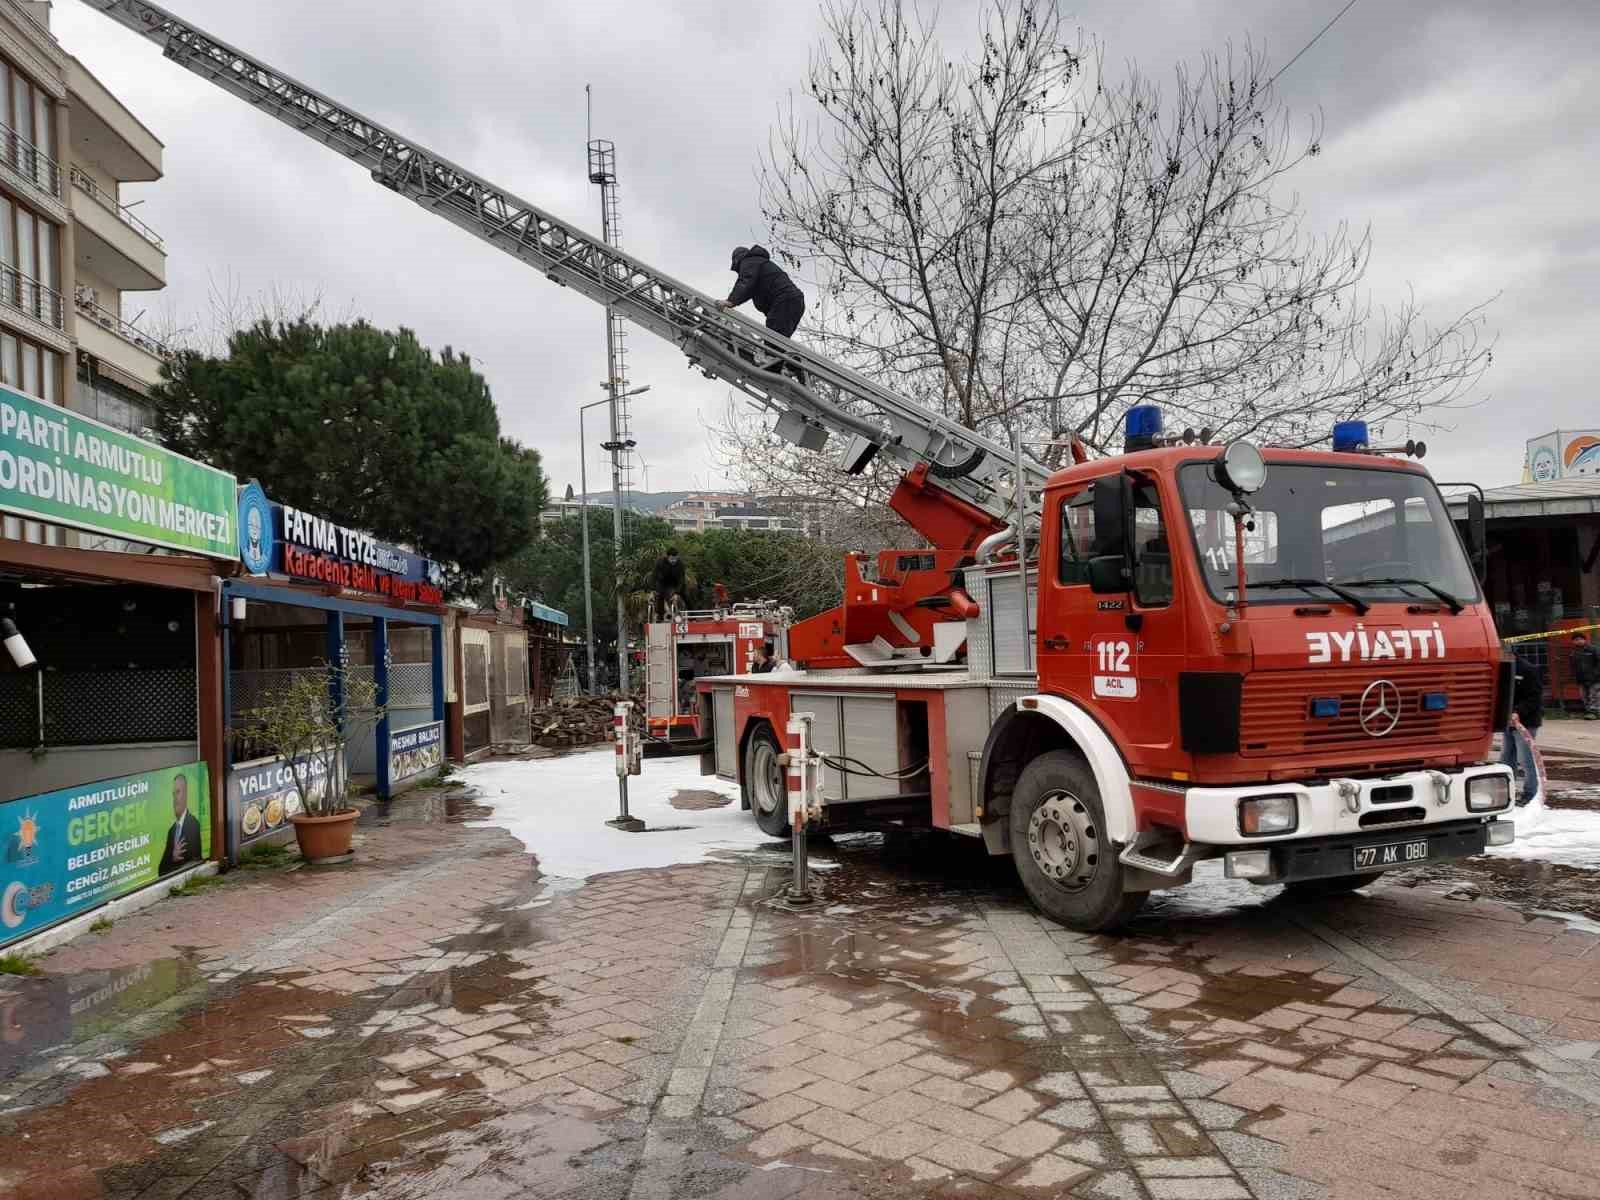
[653,549,684,618]
[719,245,806,339]
[1572,631,1600,719]
[1501,647,1544,805]
[157,771,204,875]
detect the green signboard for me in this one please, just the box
[2,762,212,948]
[0,385,236,558]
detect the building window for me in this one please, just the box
[2,327,60,400]
[0,193,60,327]
[75,360,154,434]
[0,55,58,196]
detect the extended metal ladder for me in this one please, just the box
[83,0,1049,528]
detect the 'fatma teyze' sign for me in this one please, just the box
[274,503,445,603]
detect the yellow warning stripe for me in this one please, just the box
[1502,622,1600,645]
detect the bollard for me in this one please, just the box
[784,712,815,904]
[607,700,646,832]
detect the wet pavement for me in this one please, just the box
[7,738,1600,1199]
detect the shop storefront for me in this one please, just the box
[457,601,537,761]
[527,600,570,705]
[221,488,447,860]
[1,386,235,948]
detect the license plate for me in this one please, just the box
[1353,838,1429,870]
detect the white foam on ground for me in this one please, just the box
[461,749,786,881]
[1490,790,1600,869]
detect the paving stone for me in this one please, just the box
[1002,1152,1095,1190]
[1133,1155,1235,1177]
[738,1093,818,1130]
[744,1124,817,1160]
[1209,1130,1286,1168]
[1038,1100,1101,1131]
[1144,1178,1251,1199]
[985,1118,1062,1158]
[795,1103,879,1147]
[918,1135,1015,1178]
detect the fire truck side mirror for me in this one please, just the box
[1467,493,1487,580]
[1090,475,1135,594]
[1088,555,1130,594]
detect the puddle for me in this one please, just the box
[1,956,204,1086]
[0,887,642,1198]
[669,789,733,811]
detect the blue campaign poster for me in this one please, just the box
[1,763,211,948]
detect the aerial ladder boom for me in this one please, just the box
[82,0,1050,543]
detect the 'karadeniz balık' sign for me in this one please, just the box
[268,502,445,604]
[0,386,236,557]
[389,722,444,785]
[1,763,212,947]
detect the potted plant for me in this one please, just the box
[241,662,384,863]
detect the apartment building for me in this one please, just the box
[0,0,169,548]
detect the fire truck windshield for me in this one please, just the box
[1178,462,1480,608]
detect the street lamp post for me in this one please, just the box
[578,385,650,694]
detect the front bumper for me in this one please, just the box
[1182,764,1515,845]
[1222,818,1512,883]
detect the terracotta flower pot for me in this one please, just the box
[290,809,358,862]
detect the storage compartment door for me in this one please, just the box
[840,695,900,801]
[790,692,845,801]
[713,688,737,778]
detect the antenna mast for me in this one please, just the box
[587,86,635,691]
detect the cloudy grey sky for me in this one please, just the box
[53,0,1598,497]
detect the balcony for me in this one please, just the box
[0,265,65,331]
[70,166,165,290]
[74,287,172,386]
[67,59,162,184]
[0,120,61,204]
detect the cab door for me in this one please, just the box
[1037,473,1180,753]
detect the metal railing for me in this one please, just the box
[73,287,172,360]
[1,266,64,329]
[0,120,60,199]
[69,166,164,251]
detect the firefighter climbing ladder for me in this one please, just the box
[83,0,1051,533]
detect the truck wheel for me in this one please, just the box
[1009,750,1145,932]
[744,724,791,839]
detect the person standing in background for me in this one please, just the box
[1503,646,1544,806]
[1571,631,1600,720]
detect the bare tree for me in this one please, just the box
[721,0,1492,504]
[1019,45,1491,459]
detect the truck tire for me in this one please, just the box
[1009,750,1145,933]
[744,724,791,839]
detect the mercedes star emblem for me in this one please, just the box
[1359,679,1402,737]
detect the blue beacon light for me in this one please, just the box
[1332,420,1370,453]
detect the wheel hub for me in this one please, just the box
[1028,792,1098,891]
[752,742,783,815]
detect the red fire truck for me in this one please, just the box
[98,2,1515,931]
[699,411,1517,930]
[644,601,790,751]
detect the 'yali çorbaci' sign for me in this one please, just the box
[1,763,212,947]
[226,749,344,851]
[238,486,445,605]
[0,386,236,557]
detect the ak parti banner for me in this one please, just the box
[1,763,212,948]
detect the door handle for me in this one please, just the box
[1043,636,1069,651]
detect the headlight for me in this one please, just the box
[1467,774,1511,812]
[1239,794,1298,836]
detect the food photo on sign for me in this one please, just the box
[226,752,338,852]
